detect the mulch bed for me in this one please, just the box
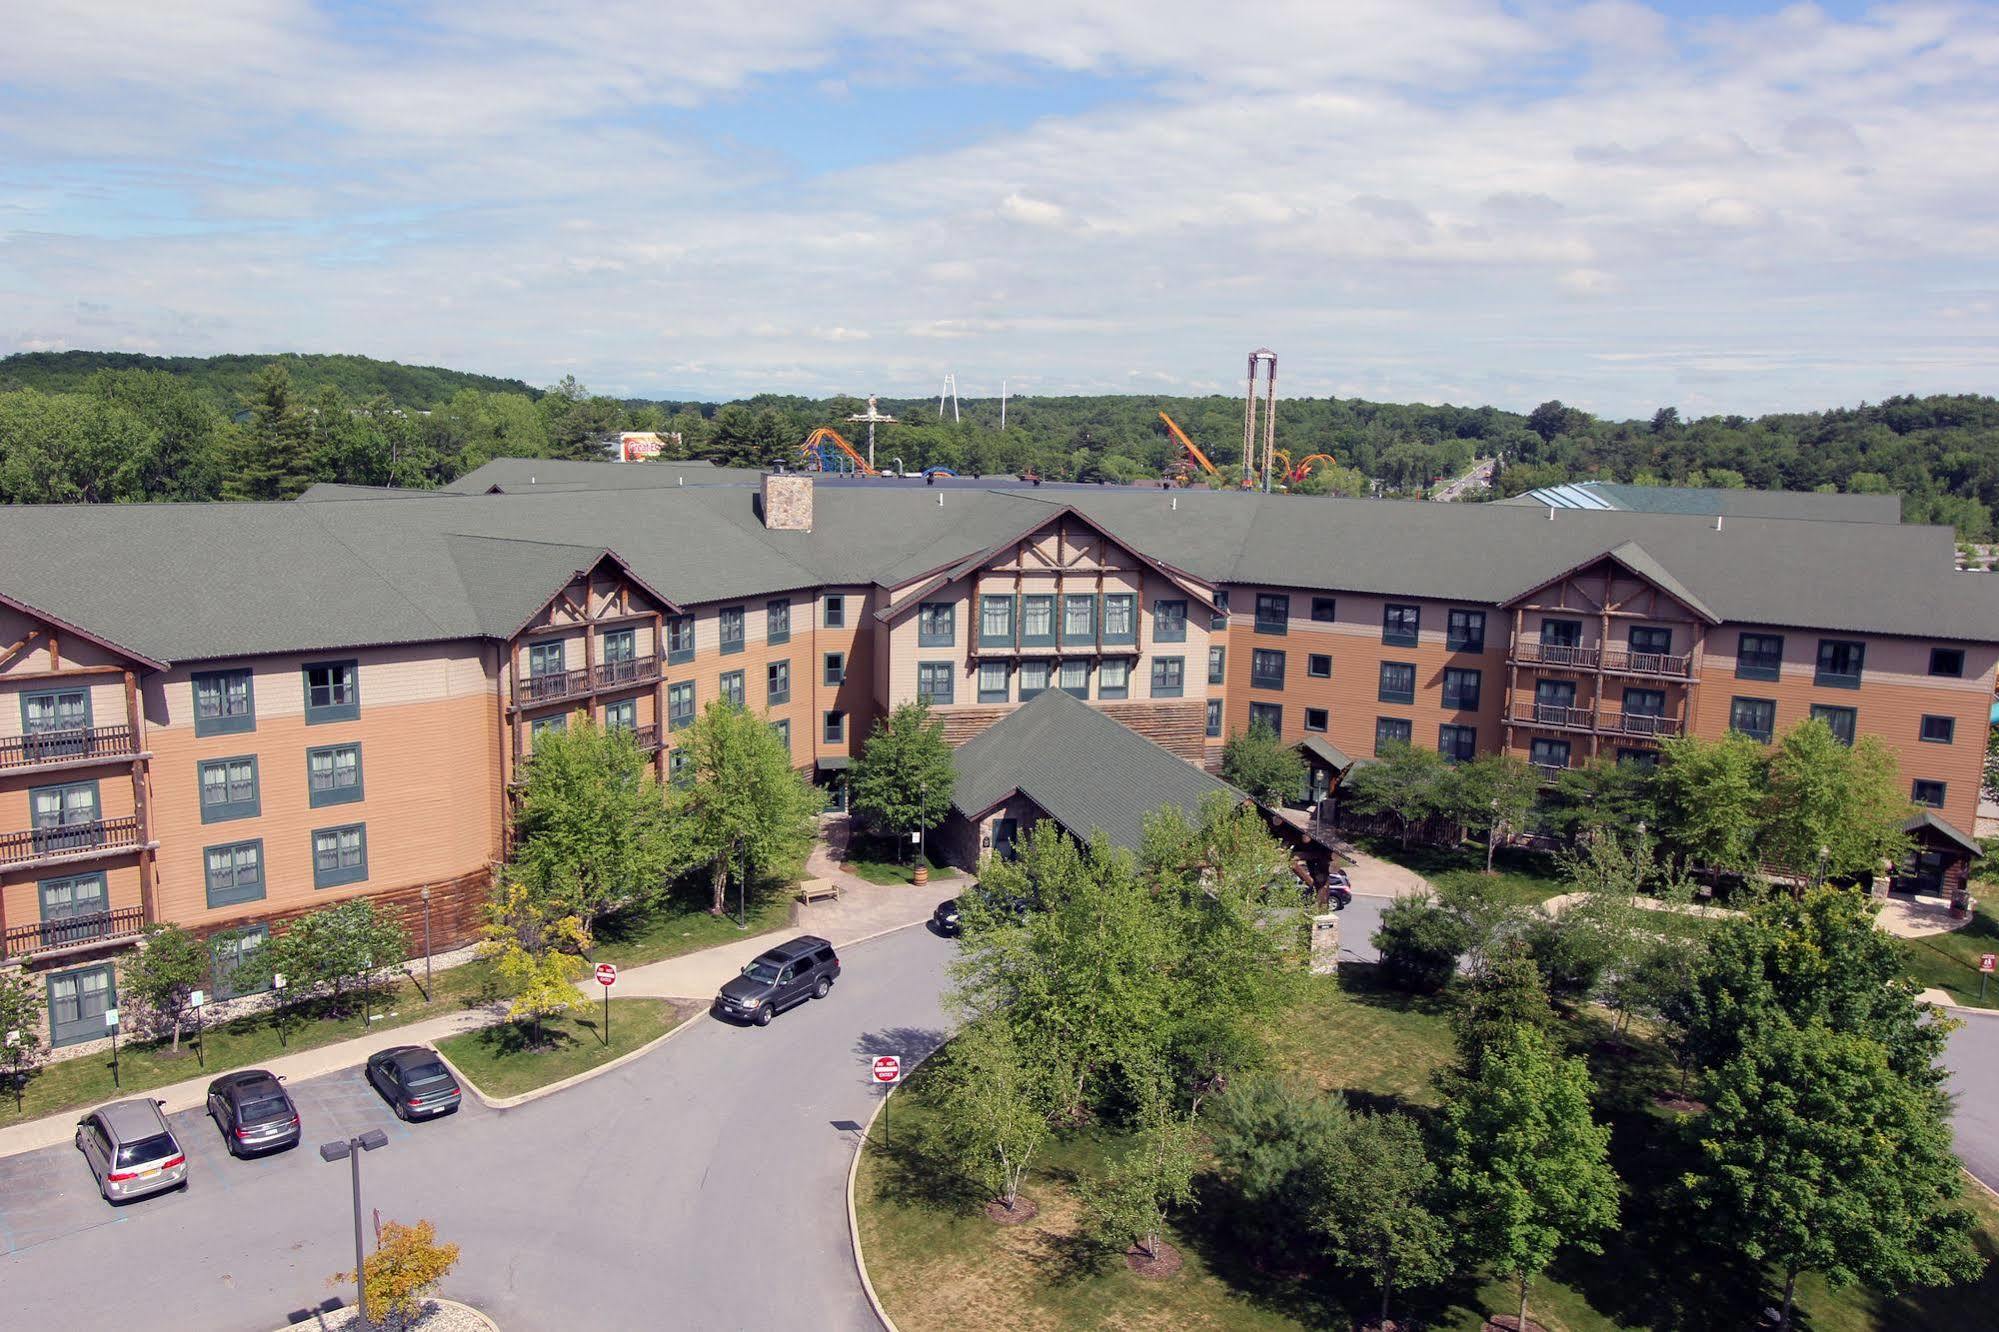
[985,1196,1040,1226]
[1653,1091,1708,1114]
[1482,1317,1551,1332]
[1126,1241,1185,1279]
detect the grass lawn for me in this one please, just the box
[1892,901,1999,1010]
[857,963,1999,1332]
[435,996,689,1099]
[1,885,795,1127]
[1363,838,1572,908]
[845,855,960,887]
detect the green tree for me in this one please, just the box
[668,700,821,915]
[125,924,209,1055]
[1678,887,1947,1090]
[1343,742,1455,847]
[850,702,956,860]
[1456,753,1541,872]
[1080,1087,1201,1262]
[252,897,411,1015]
[1685,1021,1982,1328]
[1761,717,1910,883]
[1315,1109,1452,1329]
[1656,730,1768,875]
[932,1019,1051,1213]
[223,361,314,500]
[0,969,46,1108]
[478,876,591,1048]
[1372,894,1471,993]
[1540,757,1658,848]
[512,720,677,928]
[1219,718,1306,806]
[1450,938,1554,1071]
[1209,1075,1349,1266]
[1436,1025,1618,1332]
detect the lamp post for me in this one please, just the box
[735,842,747,931]
[1485,798,1500,875]
[319,1129,389,1324]
[1811,844,1831,893]
[420,885,433,1002]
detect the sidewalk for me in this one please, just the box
[1341,846,1434,900]
[0,874,937,1162]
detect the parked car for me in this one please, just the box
[932,888,1030,936]
[76,1098,187,1203]
[205,1069,301,1157]
[365,1046,463,1120]
[1327,872,1353,910]
[713,935,840,1026]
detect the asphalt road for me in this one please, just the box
[1944,1010,1999,1192]
[0,923,954,1332]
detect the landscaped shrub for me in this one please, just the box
[1373,896,1471,992]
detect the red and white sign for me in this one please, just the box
[595,962,619,987]
[1981,954,1996,975]
[872,1055,903,1085]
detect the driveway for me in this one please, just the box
[1944,1010,1999,1193]
[0,925,954,1331]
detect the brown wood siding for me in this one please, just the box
[198,864,495,957]
[934,699,1209,763]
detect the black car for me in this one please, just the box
[931,897,964,935]
[365,1046,463,1120]
[205,1069,300,1157]
[713,935,840,1026]
[1326,872,1353,910]
[933,888,1028,936]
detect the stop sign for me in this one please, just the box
[872,1054,903,1084]
[1981,954,1996,975]
[595,962,618,987]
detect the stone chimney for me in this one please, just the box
[761,473,813,532]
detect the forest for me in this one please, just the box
[0,350,1994,538]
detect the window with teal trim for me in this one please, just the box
[1102,594,1136,644]
[205,839,265,908]
[302,660,359,723]
[311,824,368,889]
[193,668,254,736]
[1019,595,1055,648]
[199,755,260,823]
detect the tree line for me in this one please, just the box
[5,351,1997,536]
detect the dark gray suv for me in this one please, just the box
[713,935,840,1026]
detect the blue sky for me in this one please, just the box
[1,1,1994,418]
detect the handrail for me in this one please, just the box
[2,905,146,961]
[0,725,140,770]
[0,815,144,867]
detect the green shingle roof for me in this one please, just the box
[949,689,1244,852]
[0,460,1994,665]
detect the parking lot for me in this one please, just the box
[0,1063,483,1259]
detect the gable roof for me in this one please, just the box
[1904,809,1983,856]
[950,690,1244,851]
[1501,539,1721,624]
[2,461,1996,666]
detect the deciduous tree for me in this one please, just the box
[125,924,208,1055]
[668,701,821,914]
[512,719,677,927]
[931,1019,1051,1213]
[1315,1108,1452,1330]
[478,877,591,1048]
[1343,742,1456,847]
[332,1217,460,1328]
[1436,1025,1617,1332]
[0,969,45,1108]
[251,898,410,1015]
[1761,718,1910,883]
[1656,731,1767,875]
[1080,1086,1201,1262]
[850,702,956,860]
[1685,1021,1982,1329]
[1219,718,1306,807]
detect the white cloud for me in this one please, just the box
[0,0,1996,415]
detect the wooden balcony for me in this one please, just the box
[1509,705,1684,741]
[630,722,661,752]
[1509,642,1598,670]
[0,725,145,775]
[518,666,592,708]
[594,657,662,691]
[2,905,146,963]
[0,816,147,871]
[1509,641,1696,680]
[1601,648,1695,680]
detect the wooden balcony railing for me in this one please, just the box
[1601,648,1695,679]
[594,657,661,690]
[519,667,592,706]
[1598,710,1684,739]
[631,723,661,752]
[1511,642,1598,669]
[1511,703,1594,731]
[2,906,146,962]
[0,725,141,771]
[0,816,145,869]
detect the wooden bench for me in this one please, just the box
[796,879,841,905]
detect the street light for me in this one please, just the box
[419,885,433,1002]
[320,1129,390,1324]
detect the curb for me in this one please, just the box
[433,1000,701,1111]
[847,1074,906,1332]
[271,1295,499,1331]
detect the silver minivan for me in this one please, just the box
[76,1098,188,1203]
